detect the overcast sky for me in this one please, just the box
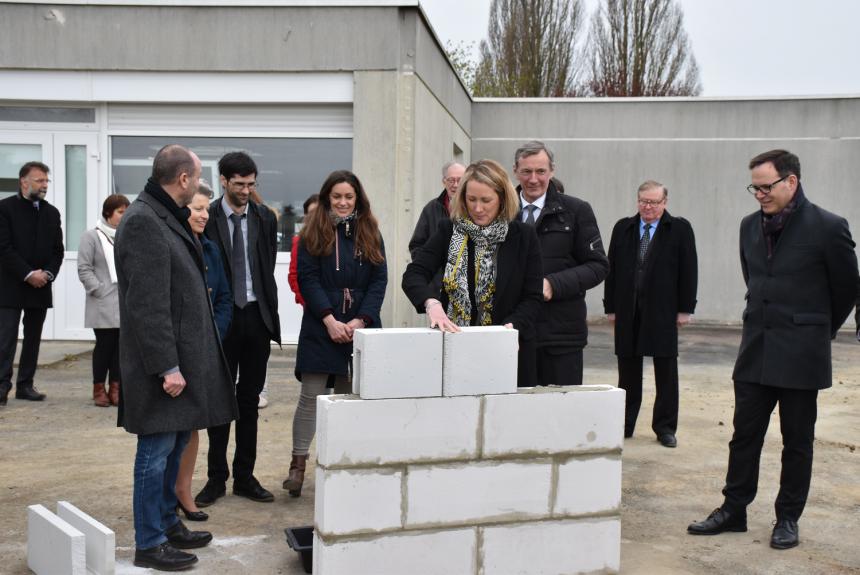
[419,0,860,97]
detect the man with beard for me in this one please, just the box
[116,144,237,570]
[0,161,63,405]
[687,149,857,550]
[196,151,281,507]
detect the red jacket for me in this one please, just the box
[288,235,304,305]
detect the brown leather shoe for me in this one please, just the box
[93,383,110,407]
[108,381,120,406]
[282,454,308,497]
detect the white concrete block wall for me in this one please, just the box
[314,528,477,575]
[27,504,86,575]
[406,462,552,526]
[353,328,442,399]
[442,326,518,396]
[481,518,621,574]
[555,456,622,516]
[315,468,403,536]
[316,395,480,466]
[483,386,625,457]
[56,501,115,575]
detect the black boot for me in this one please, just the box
[15,383,46,401]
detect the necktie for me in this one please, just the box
[638,224,651,263]
[524,204,537,225]
[230,213,248,308]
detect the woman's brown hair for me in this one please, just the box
[301,170,384,265]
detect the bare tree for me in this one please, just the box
[587,0,701,96]
[446,40,478,92]
[473,0,586,97]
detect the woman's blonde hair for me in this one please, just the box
[451,159,520,223]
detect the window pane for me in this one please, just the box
[0,106,95,123]
[0,144,42,200]
[65,145,87,251]
[111,136,352,250]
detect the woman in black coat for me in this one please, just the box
[175,183,232,522]
[285,170,387,497]
[402,159,543,386]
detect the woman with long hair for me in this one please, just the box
[284,170,387,497]
[77,194,130,406]
[402,159,543,386]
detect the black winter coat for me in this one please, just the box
[205,199,281,344]
[295,222,387,379]
[401,219,543,386]
[0,194,64,308]
[732,191,857,390]
[526,182,609,350]
[603,211,698,357]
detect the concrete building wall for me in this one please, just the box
[471,97,860,323]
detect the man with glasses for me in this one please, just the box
[514,140,608,386]
[0,161,63,405]
[408,161,465,296]
[196,151,281,507]
[604,180,697,448]
[688,149,857,550]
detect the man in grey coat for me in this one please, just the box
[115,144,238,571]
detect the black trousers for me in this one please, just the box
[617,355,678,437]
[206,302,271,483]
[535,347,583,386]
[722,380,818,523]
[0,307,47,387]
[92,328,121,383]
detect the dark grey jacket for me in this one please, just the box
[115,189,238,435]
[732,191,857,390]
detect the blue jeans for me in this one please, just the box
[133,431,191,548]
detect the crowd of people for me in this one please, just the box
[0,142,856,570]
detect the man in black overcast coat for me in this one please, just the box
[514,141,608,386]
[0,161,63,405]
[604,180,697,448]
[688,149,858,550]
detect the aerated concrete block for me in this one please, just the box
[27,504,86,575]
[442,326,518,396]
[406,461,552,526]
[314,528,476,575]
[353,328,442,399]
[57,501,115,575]
[481,518,621,574]
[315,467,403,536]
[316,395,480,466]
[555,456,622,516]
[483,385,625,457]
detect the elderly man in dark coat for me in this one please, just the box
[115,144,238,571]
[604,180,698,448]
[688,149,858,551]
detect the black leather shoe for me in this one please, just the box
[15,384,46,401]
[134,542,198,571]
[770,519,799,549]
[658,433,677,448]
[233,476,274,502]
[0,382,10,406]
[194,479,226,508]
[177,502,208,522]
[165,520,212,549]
[687,507,747,535]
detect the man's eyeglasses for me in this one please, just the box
[637,199,665,207]
[229,180,257,191]
[516,169,550,178]
[444,177,461,186]
[747,175,788,195]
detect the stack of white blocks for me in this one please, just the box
[27,501,115,575]
[313,327,624,574]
